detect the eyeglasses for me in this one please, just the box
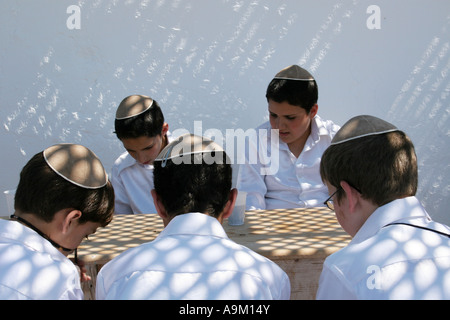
[323,183,362,210]
[323,187,342,211]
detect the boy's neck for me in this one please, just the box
[287,125,311,158]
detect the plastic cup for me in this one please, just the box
[228,191,246,226]
[4,189,16,215]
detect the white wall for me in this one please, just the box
[1,0,449,224]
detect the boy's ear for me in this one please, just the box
[161,123,169,136]
[151,189,170,225]
[340,181,359,214]
[309,104,318,118]
[61,209,82,234]
[221,188,238,221]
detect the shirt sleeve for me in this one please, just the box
[95,271,106,300]
[279,273,291,300]
[316,263,357,300]
[237,134,267,210]
[59,287,84,300]
[110,165,134,215]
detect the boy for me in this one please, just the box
[317,115,450,299]
[238,65,340,210]
[0,143,115,299]
[111,95,170,214]
[96,134,290,300]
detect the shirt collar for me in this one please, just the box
[312,115,331,141]
[352,196,430,243]
[157,212,229,239]
[0,219,66,259]
[276,115,328,152]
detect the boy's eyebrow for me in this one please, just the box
[126,143,155,152]
[269,110,301,117]
[142,143,155,149]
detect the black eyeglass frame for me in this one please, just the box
[323,187,341,210]
[323,182,362,211]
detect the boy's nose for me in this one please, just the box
[277,118,288,130]
[137,152,146,164]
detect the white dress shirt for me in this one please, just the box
[111,133,173,215]
[238,115,340,210]
[0,219,83,300]
[110,152,157,214]
[96,212,291,300]
[316,196,450,300]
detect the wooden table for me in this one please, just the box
[76,207,351,300]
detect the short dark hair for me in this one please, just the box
[114,100,165,140]
[14,152,115,226]
[265,79,318,113]
[153,152,232,218]
[320,131,418,206]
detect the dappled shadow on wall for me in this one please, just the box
[387,15,450,222]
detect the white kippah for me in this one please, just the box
[43,143,108,189]
[331,115,400,145]
[273,64,315,81]
[115,95,154,120]
[154,134,230,167]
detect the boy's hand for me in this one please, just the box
[71,257,92,282]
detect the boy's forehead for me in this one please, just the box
[268,100,307,115]
[116,95,154,120]
[121,135,159,150]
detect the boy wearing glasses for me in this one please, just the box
[317,115,450,299]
